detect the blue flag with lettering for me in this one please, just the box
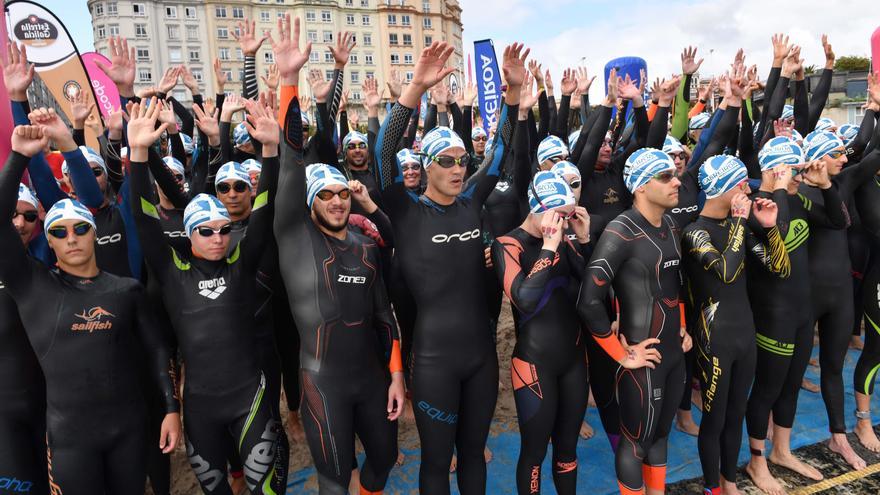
[474,39,501,135]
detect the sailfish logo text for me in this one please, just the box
[72,307,115,332]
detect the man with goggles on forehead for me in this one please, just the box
[0,124,182,495]
[341,130,385,216]
[128,98,289,495]
[213,161,256,250]
[578,147,692,495]
[683,154,790,495]
[273,83,403,494]
[492,171,590,495]
[744,135,847,493]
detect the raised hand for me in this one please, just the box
[244,97,280,150]
[69,90,96,127]
[822,34,835,69]
[560,68,577,96]
[158,99,178,133]
[681,46,704,75]
[730,192,751,219]
[193,103,221,145]
[617,73,641,100]
[773,118,794,138]
[3,42,34,100]
[569,206,590,243]
[258,90,278,115]
[752,198,778,228]
[213,58,228,92]
[463,81,477,106]
[348,179,372,206]
[528,60,544,85]
[363,77,381,109]
[698,77,717,102]
[220,93,246,122]
[268,14,312,85]
[307,69,331,103]
[261,64,280,91]
[519,72,538,110]
[298,95,312,115]
[732,48,746,74]
[771,33,791,64]
[339,89,350,113]
[656,75,681,107]
[179,65,200,95]
[619,335,662,370]
[802,160,832,189]
[233,19,268,56]
[84,113,104,136]
[329,31,356,68]
[11,125,48,157]
[576,67,595,95]
[157,66,179,95]
[725,65,747,101]
[501,43,529,90]
[93,36,136,97]
[127,98,170,153]
[544,69,554,96]
[107,108,125,140]
[429,81,450,106]
[202,98,217,119]
[386,68,403,101]
[29,108,76,151]
[604,68,619,105]
[411,41,455,90]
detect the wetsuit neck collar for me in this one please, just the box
[632,201,666,228]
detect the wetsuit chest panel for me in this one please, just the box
[0,284,42,406]
[668,173,700,229]
[94,206,131,278]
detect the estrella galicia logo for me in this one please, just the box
[72,307,115,332]
[417,401,458,424]
[63,81,82,102]
[198,277,227,300]
[14,15,58,47]
[0,476,33,492]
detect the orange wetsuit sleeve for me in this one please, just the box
[389,340,403,374]
[688,101,706,118]
[647,102,658,122]
[279,85,299,127]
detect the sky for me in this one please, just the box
[12,0,880,102]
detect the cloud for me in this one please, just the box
[460,0,879,101]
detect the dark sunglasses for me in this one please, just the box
[473,136,487,142]
[216,181,249,194]
[92,167,104,177]
[827,150,845,160]
[13,210,38,223]
[196,224,232,237]
[568,179,582,189]
[425,154,470,169]
[671,153,688,161]
[47,221,92,239]
[347,142,368,150]
[548,156,565,164]
[316,189,351,201]
[401,163,421,172]
[652,171,676,183]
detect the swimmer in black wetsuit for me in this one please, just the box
[577,147,692,495]
[374,41,525,495]
[0,124,182,495]
[493,171,591,495]
[128,98,288,495]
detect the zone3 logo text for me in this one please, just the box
[337,274,367,284]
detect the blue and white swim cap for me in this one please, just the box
[306,164,349,208]
[184,194,230,237]
[623,148,676,193]
[527,170,575,214]
[699,155,748,199]
[45,198,95,235]
[803,130,844,161]
[421,127,466,168]
[537,135,568,164]
[759,137,804,171]
[214,161,251,188]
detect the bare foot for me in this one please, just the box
[579,421,594,439]
[828,433,867,470]
[402,399,415,423]
[769,450,823,480]
[396,449,405,466]
[809,357,819,367]
[801,378,820,393]
[745,457,786,495]
[691,387,703,412]
[675,410,700,437]
[720,475,743,495]
[449,454,457,473]
[850,335,864,350]
[855,421,880,453]
[484,446,493,464]
[349,468,360,495]
[230,476,246,495]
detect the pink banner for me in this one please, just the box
[872,26,880,76]
[0,0,16,162]
[81,52,120,119]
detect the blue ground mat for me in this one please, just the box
[286,346,880,494]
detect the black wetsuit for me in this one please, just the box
[745,186,847,441]
[129,151,288,495]
[577,208,685,493]
[493,229,589,495]
[854,174,880,398]
[273,89,400,495]
[0,151,180,495]
[682,215,789,490]
[375,98,516,494]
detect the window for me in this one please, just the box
[166,6,177,18]
[189,49,200,62]
[232,7,244,18]
[325,70,334,80]
[323,31,333,43]
[132,3,145,16]
[309,52,319,62]
[185,7,197,19]
[219,47,230,60]
[215,6,227,18]
[351,91,361,101]
[361,15,370,26]
[346,14,355,25]
[321,11,331,22]
[350,53,358,64]
[277,11,284,18]
[96,25,106,39]
[239,70,245,81]
[423,0,430,12]
[390,54,399,65]
[404,53,413,64]
[345,0,353,5]
[167,26,179,40]
[138,68,152,82]
[366,71,375,79]
[107,2,117,15]
[351,72,360,83]
[260,11,270,22]
[363,33,372,46]
[187,25,199,40]
[191,69,203,82]
[307,30,318,42]
[406,71,413,82]
[233,25,242,38]
[224,70,234,81]
[217,27,229,38]
[136,47,150,60]
[94,3,104,16]
[387,14,396,25]
[174,89,187,101]
[169,48,182,63]
[236,48,243,60]
[361,0,369,6]
[264,52,274,64]
[403,34,412,46]
[135,24,147,38]
[324,52,334,63]
[401,15,410,26]
[109,25,119,36]
[423,18,432,29]
[389,34,398,45]
[306,10,316,22]
[365,53,373,65]
[424,35,432,46]
[275,0,284,3]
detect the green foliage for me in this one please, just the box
[834,56,870,72]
